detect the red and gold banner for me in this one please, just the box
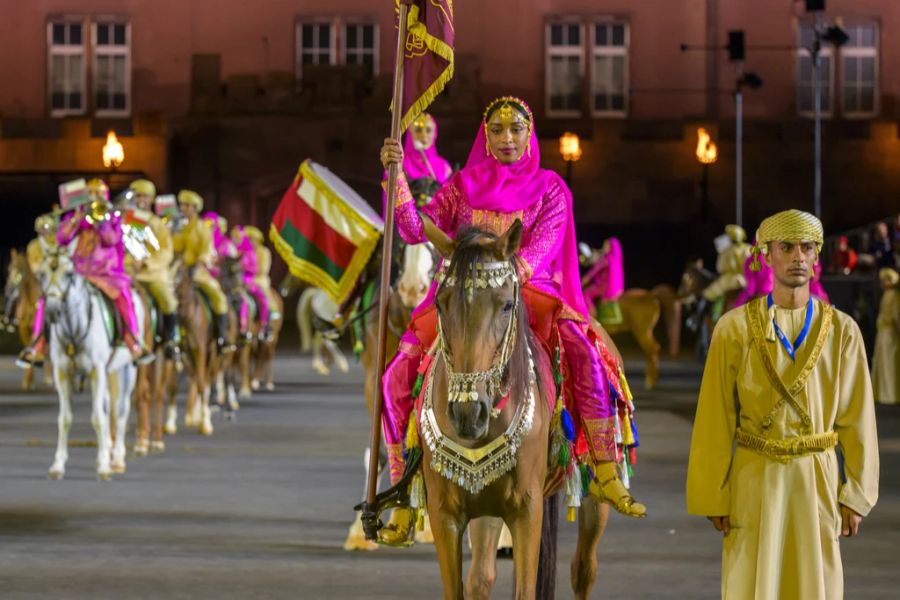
[396,0,455,132]
[269,160,384,304]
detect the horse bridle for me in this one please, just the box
[435,259,520,408]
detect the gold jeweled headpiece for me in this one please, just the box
[483,96,534,158]
[412,112,436,130]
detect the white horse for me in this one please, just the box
[39,248,142,480]
[297,242,436,376]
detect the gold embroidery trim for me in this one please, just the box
[736,428,838,463]
[746,297,834,433]
[471,209,523,236]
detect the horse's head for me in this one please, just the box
[395,242,435,310]
[676,258,712,302]
[425,215,526,441]
[40,248,81,318]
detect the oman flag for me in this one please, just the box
[269,160,384,304]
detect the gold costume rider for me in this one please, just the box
[173,189,234,351]
[125,179,181,359]
[688,224,751,330]
[17,212,60,366]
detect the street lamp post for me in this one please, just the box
[559,132,582,187]
[806,0,848,218]
[696,128,718,221]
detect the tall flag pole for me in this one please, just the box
[361,0,454,540]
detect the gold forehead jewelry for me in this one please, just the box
[413,113,435,130]
[483,96,534,158]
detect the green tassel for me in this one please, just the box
[558,442,570,467]
[353,340,364,356]
[580,464,592,496]
[553,346,563,386]
[412,372,424,399]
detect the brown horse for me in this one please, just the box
[132,286,178,456]
[3,249,52,390]
[167,265,219,436]
[249,289,283,392]
[420,219,553,600]
[593,285,681,389]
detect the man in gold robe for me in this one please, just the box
[686,209,879,600]
[873,267,900,405]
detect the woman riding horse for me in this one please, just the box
[377,97,646,544]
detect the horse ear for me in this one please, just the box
[422,214,456,259]
[495,219,523,260]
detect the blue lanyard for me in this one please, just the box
[767,294,813,361]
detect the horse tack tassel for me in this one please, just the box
[565,463,583,522]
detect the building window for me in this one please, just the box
[546,22,584,116]
[48,20,86,116]
[591,22,628,116]
[93,21,130,115]
[344,23,378,78]
[841,22,878,117]
[797,23,834,117]
[297,22,337,81]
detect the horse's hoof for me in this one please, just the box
[184,415,195,428]
[239,388,251,400]
[133,440,149,457]
[250,379,260,391]
[164,422,177,435]
[265,382,274,391]
[229,398,241,412]
[98,470,112,481]
[48,467,65,480]
[344,513,379,551]
[200,421,214,436]
[111,462,126,474]
[150,441,166,453]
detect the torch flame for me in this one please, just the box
[696,128,718,165]
[103,130,124,169]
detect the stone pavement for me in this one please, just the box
[0,352,896,599]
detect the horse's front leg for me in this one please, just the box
[571,496,609,600]
[110,367,135,473]
[90,367,113,480]
[508,491,545,600]
[466,517,504,600]
[49,358,73,480]
[426,508,467,600]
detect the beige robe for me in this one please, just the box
[872,287,900,405]
[686,297,879,600]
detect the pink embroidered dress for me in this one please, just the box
[234,226,270,327]
[582,237,625,309]
[57,209,141,345]
[382,114,631,484]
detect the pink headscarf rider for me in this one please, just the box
[455,99,589,316]
[402,115,452,181]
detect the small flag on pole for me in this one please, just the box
[269,160,384,305]
[395,0,455,133]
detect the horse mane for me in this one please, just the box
[446,226,542,404]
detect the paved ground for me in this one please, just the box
[0,347,897,599]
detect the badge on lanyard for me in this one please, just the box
[767,294,813,361]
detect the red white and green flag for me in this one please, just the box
[395,0,455,132]
[269,160,384,304]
